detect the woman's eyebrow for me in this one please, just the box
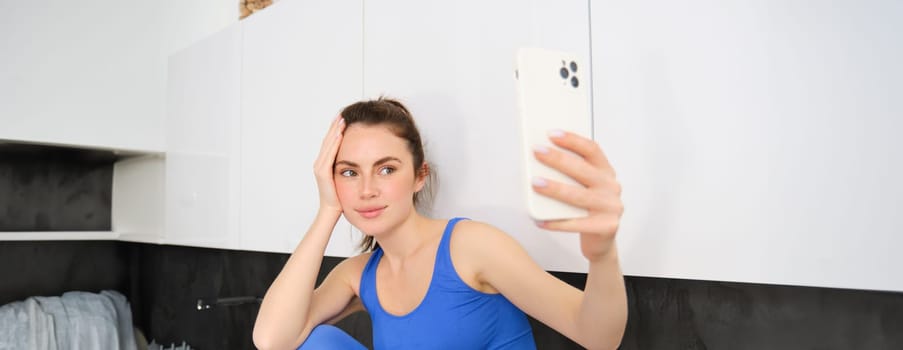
[334,160,358,168]
[373,156,402,166]
[334,156,402,169]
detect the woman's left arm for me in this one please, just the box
[535,130,628,349]
[469,130,626,349]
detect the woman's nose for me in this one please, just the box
[359,177,378,199]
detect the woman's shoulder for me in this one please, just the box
[453,218,513,237]
[447,218,531,293]
[452,218,497,234]
[450,219,523,255]
[328,252,374,295]
[331,252,373,281]
[340,252,374,271]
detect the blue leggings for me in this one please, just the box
[297,324,367,349]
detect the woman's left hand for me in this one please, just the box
[531,130,623,262]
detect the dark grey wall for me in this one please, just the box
[0,144,114,231]
[0,241,130,306]
[5,241,903,349]
[619,277,903,350]
[132,245,372,349]
[3,144,903,349]
[131,243,286,348]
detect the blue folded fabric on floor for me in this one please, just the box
[297,324,367,350]
[0,290,136,350]
[0,297,56,350]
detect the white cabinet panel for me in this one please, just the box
[165,24,243,250]
[114,154,165,244]
[162,0,239,55]
[591,0,903,291]
[0,0,165,152]
[364,0,591,272]
[240,0,363,255]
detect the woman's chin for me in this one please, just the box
[347,216,385,236]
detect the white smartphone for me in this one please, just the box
[515,47,592,221]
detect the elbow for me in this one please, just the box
[605,338,624,350]
[253,322,307,350]
[578,326,625,350]
[252,326,275,350]
[252,325,290,350]
[252,336,291,350]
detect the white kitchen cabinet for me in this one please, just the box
[0,147,164,243]
[363,0,592,272]
[114,154,166,244]
[0,0,239,153]
[590,0,903,292]
[239,0,363,255]
[164,24,243,250]
[0,0,166,153]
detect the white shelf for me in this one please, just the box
[0,231,119,241]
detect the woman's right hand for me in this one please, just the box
[313,115,346,216]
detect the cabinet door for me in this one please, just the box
[591,0,903,291]
[364,0,591,272]
[240,0,363,255]
[165,24,243,250]
[0,1,165,152]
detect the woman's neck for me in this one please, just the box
[374,213,443,269]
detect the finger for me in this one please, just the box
[325,117,346,162]
[324,117,346,170]
[319,114,343,148]
[533,144,603,187]
[531,176,621,211]
[315,115,345,171]
[548,130,614,176]
[537,214,621,234]
[314,122,337,170]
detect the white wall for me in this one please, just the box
[592,0,903,291]
[0,0,237,152]
[363,0,594,272]
[7,0,901,293]
[362,0,903,292]
[163,0,238,55]
[165,23,243,250]
[239,0,363,255]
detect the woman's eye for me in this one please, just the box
[340,169,357,177]
[379,167,395,175]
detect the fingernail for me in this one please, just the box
[534,220,547,227]
[532,177,547,187]
[533,145,549,154]
[548,129,565,138]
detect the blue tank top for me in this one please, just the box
[360,217,536,349]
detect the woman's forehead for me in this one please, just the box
[337,124,410,163]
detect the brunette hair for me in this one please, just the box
[339,97,436,252]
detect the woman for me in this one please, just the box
[253,98,627,349]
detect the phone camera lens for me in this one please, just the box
[571,76,579,88]
[560,67,569,79]
[570,61,578,73]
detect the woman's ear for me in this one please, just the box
[414,163,429,192]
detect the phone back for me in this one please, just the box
[515,47,592,221]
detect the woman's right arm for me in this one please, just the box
[253,211,360,350]
[253,115,358,350]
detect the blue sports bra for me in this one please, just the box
[359,217,536,349]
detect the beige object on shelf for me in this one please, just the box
[240,0,275,19]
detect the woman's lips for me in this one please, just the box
[356,206,386,219]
